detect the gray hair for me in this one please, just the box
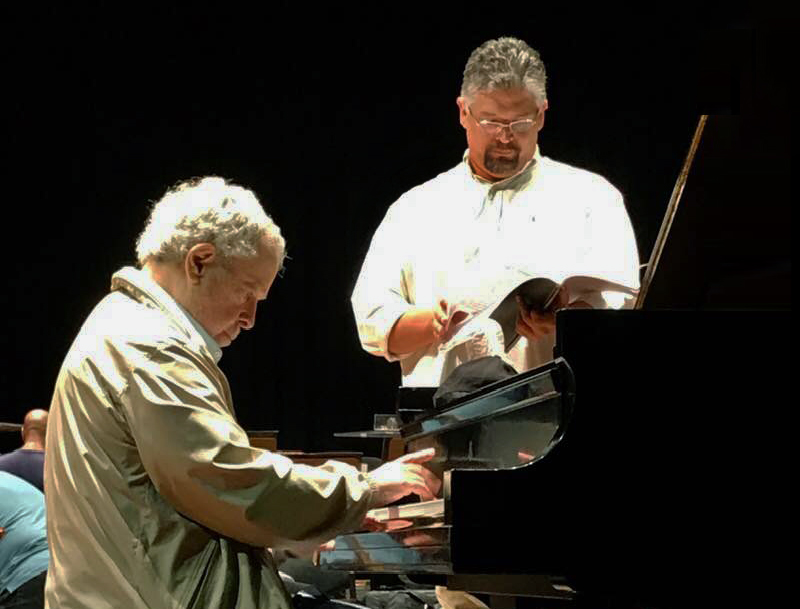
[461,37,547,105]
[135,176,286,267]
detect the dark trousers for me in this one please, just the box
[0,571,46,609]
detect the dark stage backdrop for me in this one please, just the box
[3,8,784,455]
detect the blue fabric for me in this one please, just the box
[177,302,223,363]
[0,451,45,492]
[0,472,48,595]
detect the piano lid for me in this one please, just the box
[402,359,573,437]
[401,358,575,471]
[638,113,790,310]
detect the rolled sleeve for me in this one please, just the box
[351,205,415,361]
[354,299,412,361]
[584,185,641,309]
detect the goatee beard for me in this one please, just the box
[484,148,520,176]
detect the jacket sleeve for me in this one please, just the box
[350,203,415,361]
[118,339,374,550]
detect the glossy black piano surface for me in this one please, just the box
[321,311,789,607]
[321,359,575,582]
[552,310,788,606]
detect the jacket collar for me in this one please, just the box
[111,266,223,363]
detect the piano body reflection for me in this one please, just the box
[322,358,579,600]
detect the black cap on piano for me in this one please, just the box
[433,355,518,410]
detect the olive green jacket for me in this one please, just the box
[44,267,373,608]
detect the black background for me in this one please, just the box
[2,5,789,454]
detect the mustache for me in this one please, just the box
[488,144,519,152]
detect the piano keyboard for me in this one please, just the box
[367,499,444,522]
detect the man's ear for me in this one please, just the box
[185,243,217,284]
[457,96,469,130]
[537,99,549,131]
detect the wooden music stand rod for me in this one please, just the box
[635,115,708,309]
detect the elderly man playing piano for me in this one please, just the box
[43,177,439,609]
[352,37,641,385]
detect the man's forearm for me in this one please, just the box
[387,308,437,356]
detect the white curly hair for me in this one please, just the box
[135,176,285,268]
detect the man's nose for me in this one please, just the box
[241,299,257,330]
[496,127,514,143]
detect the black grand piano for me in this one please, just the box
[321,84,790,607]
[323,311,789,608]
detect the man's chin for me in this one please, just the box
[215,331,234,347]
[485,156,520,178]
[486,164,519,179]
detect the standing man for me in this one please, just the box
[44,177,438,608]
[0,409,48,492]
[352,37,640,386]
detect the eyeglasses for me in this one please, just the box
[467,105,538,136]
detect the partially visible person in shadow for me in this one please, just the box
[0,410,48,492]
[0,472,48,609]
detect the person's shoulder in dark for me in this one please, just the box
[0,449,45,492]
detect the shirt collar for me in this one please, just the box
[176,303,223,363]
[110,266,223,364]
